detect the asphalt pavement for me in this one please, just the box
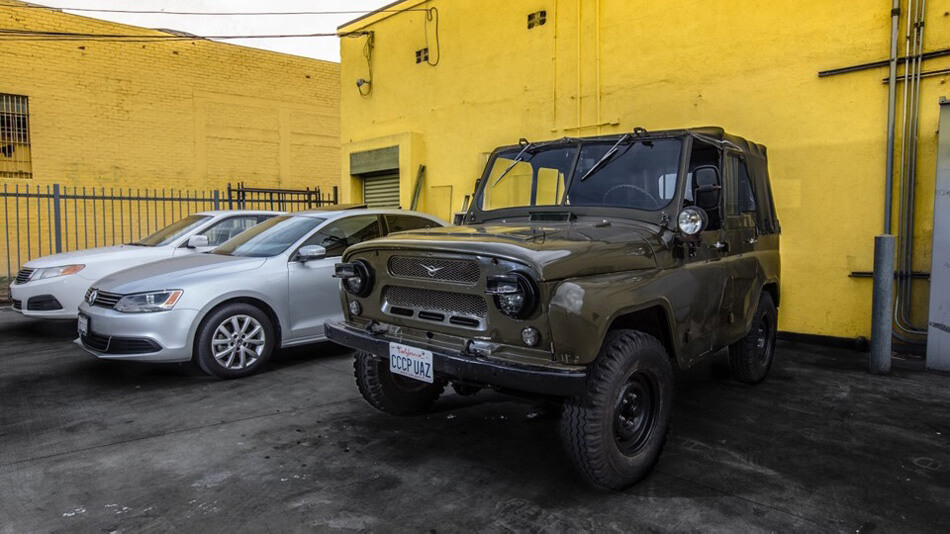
[0,310,947,532]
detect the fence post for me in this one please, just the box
[52,184,63,253]
[333,186,339,205]
[213,190,220,210]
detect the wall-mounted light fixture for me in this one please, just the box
[356,78,372,95]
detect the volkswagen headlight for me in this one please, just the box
[31,264,85,280]
[114,290,183,313]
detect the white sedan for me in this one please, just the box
[9,210,278,319]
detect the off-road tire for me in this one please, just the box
[560,330,674,490]
[195,302,276,379]
[728,292,777,385]
[354,351,445,416]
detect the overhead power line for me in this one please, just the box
[0,28,369,41]
[0,4,427,16]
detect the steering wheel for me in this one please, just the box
[602,184,662,209]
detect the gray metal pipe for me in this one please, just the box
[871,235,896,374]
[884,0,901,234]
[874,0,906,359]
[894,0,928,337]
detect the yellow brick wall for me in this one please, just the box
[0,0,341,193]
[339,0,950,339]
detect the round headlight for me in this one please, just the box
[677,207,708,236]
[342,260,374,298]
[486,271,538,319]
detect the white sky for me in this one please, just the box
[19,0,396,62]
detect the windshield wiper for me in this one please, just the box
[491,140,535,186]
[579,134,633,182]
[126,242,150,246]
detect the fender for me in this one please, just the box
[547,269,685,367]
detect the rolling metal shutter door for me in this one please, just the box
[363,174,400,208]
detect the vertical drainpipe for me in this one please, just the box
[870,0,902,374]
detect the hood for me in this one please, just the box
[346,220,668,281]
[94,253,267,294]
[23,244,166,269]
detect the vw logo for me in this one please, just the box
[87,290,98,305]
[420,264,444,277]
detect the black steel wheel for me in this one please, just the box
[560,330,674,490]
[728,292,778,384]
[354,351,445,416]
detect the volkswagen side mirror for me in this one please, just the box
[186,235,210,249]
[297,245,327,262]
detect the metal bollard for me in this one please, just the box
[870,234,895,374]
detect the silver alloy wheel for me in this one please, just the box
[211,314,266,370]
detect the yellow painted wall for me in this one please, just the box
[0,0,340,193]
[339,0,949,339]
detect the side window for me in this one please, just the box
[199,215,270,246]
[738,160,756,213]
[725,155,756,217]
[385,214,438,234]
[302,215,381,257]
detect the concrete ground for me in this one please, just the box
[0,310,947,533]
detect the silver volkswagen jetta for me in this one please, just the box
[76,208,444,378]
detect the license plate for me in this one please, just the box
[77,314,89,336]
[389,342,433,384]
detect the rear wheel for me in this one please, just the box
[195,303,275,379]
[728,292,777,384]
[560,330,674,490]
[354,351,444,415]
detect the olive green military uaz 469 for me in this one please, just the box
[327,127,781,489]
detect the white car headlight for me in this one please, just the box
[32,264,85,280]
[114,290,183,313]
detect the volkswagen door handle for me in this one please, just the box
[714,241,729,252]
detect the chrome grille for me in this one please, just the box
[84,287,123,308]
[14,268,34,284]
[383,286,488,317]
[388,256,479,285]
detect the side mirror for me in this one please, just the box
[693,165,721,211]
[186,235,210,249]
[296,245,327,262]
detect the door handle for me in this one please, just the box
[714,241,729,252]
[748,236,758,245]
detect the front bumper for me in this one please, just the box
[325,320,587,397]
[8,276,90,319]
[74,303,199,363]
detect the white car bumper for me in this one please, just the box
[8,276,92,319]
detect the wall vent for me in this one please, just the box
[527,10,547,29]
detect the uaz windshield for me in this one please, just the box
[212,215,325,257]
[478,138,682,212]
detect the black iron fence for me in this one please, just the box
[0,182,337,300]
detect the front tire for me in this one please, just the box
[728,292,777,384]
[560,330,674,490]
[195,303,275,379]
[354,351,445,416]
